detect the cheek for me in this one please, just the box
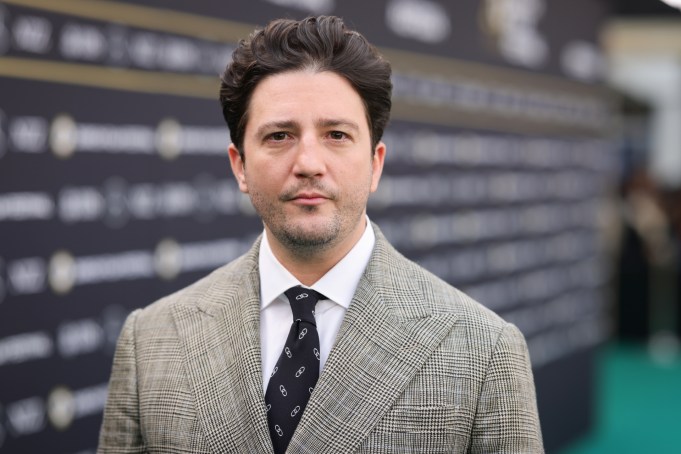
[245,164,284,194]
[334,153,372,176]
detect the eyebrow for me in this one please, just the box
[315,118,360,133]
[254,118,360,138]
[255,121,297,138]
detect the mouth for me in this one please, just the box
[288,192,329,206]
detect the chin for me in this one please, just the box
[277,220,341,249]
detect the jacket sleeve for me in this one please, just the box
[469,323,544,453]
[97,309,147,454]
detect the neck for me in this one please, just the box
[266,219,366,286]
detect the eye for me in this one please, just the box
[328,131,347,140]
[269,132,289,141]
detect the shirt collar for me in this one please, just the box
[259,217,375,310]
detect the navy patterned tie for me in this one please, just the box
[265,286,324,454]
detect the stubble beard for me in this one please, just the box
[249,184,366,260]
[274,205,344,257]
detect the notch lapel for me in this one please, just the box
[288,232,459,453]
[171,244,274,453]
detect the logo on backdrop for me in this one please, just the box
[155,118,182,161]
[263,0,335,14]
[10,116,49,153]
[50,114,77,159]
[480,0,548,68]
[154,238,181,281]
[385,0,451,44]
[12,14,53,54]
[48,250,76,295]
[47,387,75,431]
[5,396,46,437]
[561,40,605,82]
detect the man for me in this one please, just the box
[98,16,543,454]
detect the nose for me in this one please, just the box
[292,134,326,178]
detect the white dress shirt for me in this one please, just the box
[258,218,375,393]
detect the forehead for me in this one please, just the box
[245,70,369,134]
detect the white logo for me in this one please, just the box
[270,366,278,377]
[290,405,300,417]
[274,424,283,437]
[6,396,45,436]
[480,0,548,68]
[279,385,287,397]
[386,0,451,44]
[154,238,181,281]
[9,116,48,153]
[313,348,320,361]
[308,387,314,394]
[57,318,104,358]
[295,292,308,300]
[561,40,605,82]
[263,0,335,15]
[295,366,305,378]
[50,114,77,159]
[13,15,53,54]
[265,404,271,413]
[48,250,76,295]
[298,328,308,339]
[155,118,182,160]
[284,347,292,358]
[47,386,75,431]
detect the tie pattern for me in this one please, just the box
[265,286,324,454]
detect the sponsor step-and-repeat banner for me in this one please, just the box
[0,1,617,452]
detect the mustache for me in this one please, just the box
[279,181,337,201]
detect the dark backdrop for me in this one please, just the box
[0,1,617,452]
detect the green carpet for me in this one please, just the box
[559,343,681,454]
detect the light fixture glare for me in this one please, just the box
[660,0,681,9]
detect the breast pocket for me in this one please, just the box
[357,405,468,454]
[374,405,458,433]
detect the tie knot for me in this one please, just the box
[284,286,324,323]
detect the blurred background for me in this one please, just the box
[0,0,679,453]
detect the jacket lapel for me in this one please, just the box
[288,229,459,453]
[171,239,274,453]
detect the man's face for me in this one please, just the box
[228,70,385,257]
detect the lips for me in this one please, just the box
[293,192,327,200]
[289,192,328,205]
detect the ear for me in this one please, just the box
[370,141,386,193]
[228,143,248,193]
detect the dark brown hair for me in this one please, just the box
[219,16,392,156]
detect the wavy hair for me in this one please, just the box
[219,16,392,157]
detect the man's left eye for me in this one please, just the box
[270,132,288,141]
[329,131,346,140]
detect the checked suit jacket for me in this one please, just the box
[98,225,544,453]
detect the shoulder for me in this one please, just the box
[370,224,510,338]
[129,238,260,329]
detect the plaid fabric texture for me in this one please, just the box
[97,224,544,453]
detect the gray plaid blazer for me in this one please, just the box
[98,225,543,453]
